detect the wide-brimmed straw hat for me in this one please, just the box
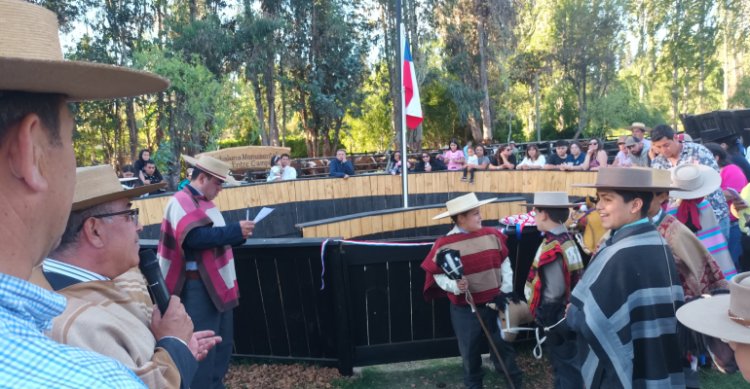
[433,193,496,220]
[0,0,168,100]
[520,192,578,208]
[73,165,165,211]
[572,167,679,191]
[676,272,750,344]
[629,122,647,131]
[669,164,721,200]
[182,154,239,186]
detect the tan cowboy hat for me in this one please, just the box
[182,154,239,186]
[520,192,578,208]
[629,122,647,131]
[572,167,679,191]
[433,192,496,220]
[72,165,165,211]
[676,272,750,344]
[669,164,721,200]
[0,0,168,100]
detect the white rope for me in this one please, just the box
[500,315,567,359]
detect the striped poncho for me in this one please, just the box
[567,221,685,388]
[668,199,736,279]
[157,187,239,312]
[421,227,509,306]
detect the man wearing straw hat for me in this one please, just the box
[568,168,685,388]
[41,165,221,388]
[421,193,522,389]
[521,192,584,389]
[677,272,750,383]
[158,154,255,388]
[0,0,167,386]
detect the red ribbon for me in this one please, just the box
[676,198,702,231]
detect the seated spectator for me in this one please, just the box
[489,144,516,170]
[612,136,632,167]
[561,141,586,170]
[544,140,569,169]
[141,161,166,195]
[625,136,649,167]
[278,153,297,180]
[40,165,221,388]
[120,165,138,189]
[441,139,465,171]
[266,155,282,182]
[134,149,161,184]
[461,145,490,184]
[581,138,608,170]
[516,144,546,170]
[329,149,355,178]
[415,153,446,172]
[388,151,411,175]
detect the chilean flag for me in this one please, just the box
[403,38,423,129]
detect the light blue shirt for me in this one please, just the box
[0,272,145,388]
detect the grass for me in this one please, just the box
[331,341,750,389]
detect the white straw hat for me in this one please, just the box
[669,164,721,200]
[433,193,496,220]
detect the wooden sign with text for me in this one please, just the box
[198,146,291,172]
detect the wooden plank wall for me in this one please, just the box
[300,201,525,239]
[135,171,597,227]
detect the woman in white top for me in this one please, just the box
[516,144,546,170]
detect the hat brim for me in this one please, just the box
[433,197,497,220]
[0,57,168,101]
[669,168,722,200]
[182,155,239,186]
[571,183,681,191]
[520,202,580,208]
[676,295,750,344]
[72,182,166,211]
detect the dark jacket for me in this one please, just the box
[329,158,355,177]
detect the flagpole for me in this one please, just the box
[397,3,409,209]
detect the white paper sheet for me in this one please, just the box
[252,207,274,223]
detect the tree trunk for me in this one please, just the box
[265,57,278,146]
[249,71,267,146]
[475,0,492,142]
[126,98,138,163]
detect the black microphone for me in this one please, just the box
[139,249,170,315]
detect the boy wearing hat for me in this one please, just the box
[421,193,523,389]
[40,166,220,388]
[523,192,584,389]
[158,154,255,388]
[0,0,167,386]
[567,168,685,388]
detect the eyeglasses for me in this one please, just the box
[79,208,139,231]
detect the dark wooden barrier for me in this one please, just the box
[141,225,544,374]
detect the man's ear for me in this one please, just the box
[7,113,49,192]
[81,218,106,249]
[631,198,644,215]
